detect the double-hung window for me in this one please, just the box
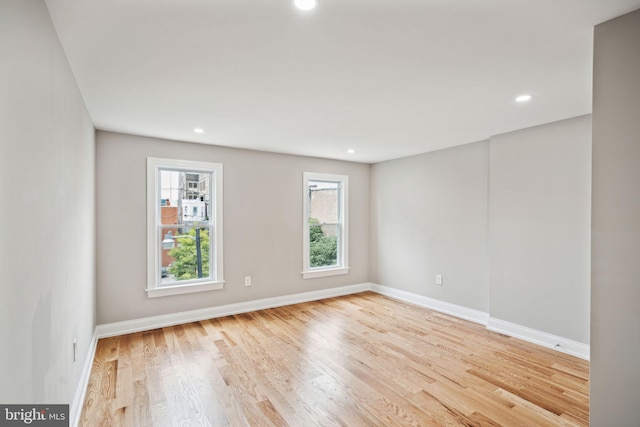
[146,158,224,297]
[302,172,349,279]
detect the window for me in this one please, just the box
[302,172,349,279]
[146,158,224,297]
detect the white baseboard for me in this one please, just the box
[74,280,587,422]
[92,282,591,361]
[487,317,590,360]
[370,284,490,325]
[370,283,589,360]
[69,329,98,427]
[96,282,372,338]
[93,282,591,361]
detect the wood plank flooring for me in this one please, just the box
[80,292,589,426]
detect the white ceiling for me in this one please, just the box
[45,0,640,163]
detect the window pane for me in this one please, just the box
[302,172,347,279]
[309,223,339,268]
[148,158,224,296]
[309,180,339,224]
[160,170,211,223]
[160,226,210,284]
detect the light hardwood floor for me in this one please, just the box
[80,292,589,426]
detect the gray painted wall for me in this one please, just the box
[370,115,592,344]
[370,141,490,312]
[591,8,640,426]
[489,116,592,343]
[95,131,370,324]
[0,0,96,404]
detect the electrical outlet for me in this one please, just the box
[245,276,252,287]
[436,274,443,286]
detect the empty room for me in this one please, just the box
[2,0,640,426]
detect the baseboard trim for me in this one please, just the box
[487,317,590,360]
[369,283,589,360]
[370,284,490,325]
[96,283,372,338]
[69,329,98,427]
[91,282,588,373]
[72,282,589,425]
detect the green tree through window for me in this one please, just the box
[168,228,210,280]
[309,218,337,267]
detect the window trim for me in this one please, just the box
[302,172,349,279]
[146,157,224,298]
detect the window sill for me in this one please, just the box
[302,266,350,279]
[146,280,225,298]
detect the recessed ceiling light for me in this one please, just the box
[347,149,355,154]
[294,0,316,11]
[515,94,532,103]
[193,128,204,134]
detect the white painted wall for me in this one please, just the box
[95,131,369,324]
[0,0,96,405]
[489,116,592,344]
[592,8,640,425]
[370,141,490,312]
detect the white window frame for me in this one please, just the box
[302,172,349,279]
[146,157,224,298]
